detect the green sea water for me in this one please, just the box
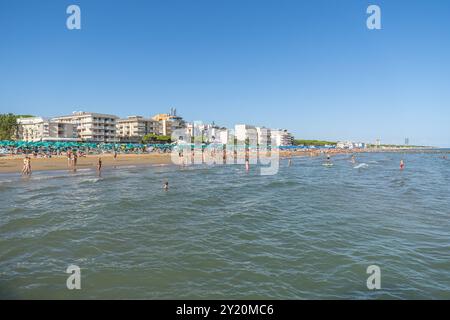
[1,152,450,299]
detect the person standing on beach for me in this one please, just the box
[97,157,102,172]
[72,152,78,171]
[21,156,31,175]
[27,156,32,175]
[223,147,227,164]
[67,150,72,168]
[21,156,27,175]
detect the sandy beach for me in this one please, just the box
[0,153,173,174]
[0,150,324,174]
[1,148,438,174]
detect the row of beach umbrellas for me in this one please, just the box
[0,140,336,151]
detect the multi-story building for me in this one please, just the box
[256,127,271,147]
[152,109,186,136]
[271,129,293,146]
[336,141,366,149]
[17,117,78,142]
[52,112,118,143]
[116,116,159,143]
[234,124,257,144]
[217,129,230,144]
[184,122,224,143]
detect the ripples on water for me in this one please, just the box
[1,152,450,299]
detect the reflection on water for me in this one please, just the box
[1,152,450,299]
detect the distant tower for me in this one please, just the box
[375,139,381,147]
[405,137,409,146]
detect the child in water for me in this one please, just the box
[400,159,405,170]
[163,181,169,191]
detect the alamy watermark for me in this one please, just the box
[366,265,381,290]
[66,5,81,30]
[170,122,280,175]
[66,264,81,290]
[367,5,381,30]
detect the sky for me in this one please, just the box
[0,0,449,146]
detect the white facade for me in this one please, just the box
[184,122,224,143]
[52,112,118,143]
[234,124,257,144]
[271,129,293,146]
[117,116,159,143]
[218,129,229,144]
[17,117,78,142]
[336,141,366,149]
[256,127,271,147]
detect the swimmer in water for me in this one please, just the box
[245,159,250,171]
[163,181,169,191]
[400,159,405,170]
[351,155,356,164]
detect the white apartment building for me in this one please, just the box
[336,141,366,149]
[52,112,118,143]
[271,129,293,146]
[116,116,159,143]
[17,117,78,142]
[256,127,271,147]
[217,129,230,144]
[184,122,225,143]
[234,124,257,144]
[152,110,186,137]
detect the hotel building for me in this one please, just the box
[270,129,293,146]
[17,117,78,142]
[152,109,185,137]
[256,127,271,147]
[116,116,160,143]
[52,112,118,143]
[234,124,257,144]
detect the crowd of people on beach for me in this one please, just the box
[16,143,450,183]
[18,144,419,178]
[0,144,173,159]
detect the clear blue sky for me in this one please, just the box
[1,0,449,146]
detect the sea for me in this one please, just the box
[1,151,449,299]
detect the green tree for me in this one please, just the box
[142,133,171,144]
[0,113,19,140]
[156,135,171,143]
[293,139,337,147]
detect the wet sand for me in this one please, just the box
[0,148,434,174]
[0,154,173,174]
[0,150,324,173]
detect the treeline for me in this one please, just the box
[367,144,430,149]
[293,139,337,146]
[141,133,171,144]
[0,113,34,140]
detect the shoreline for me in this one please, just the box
[0,148,446,174]
[0,153,173,174]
